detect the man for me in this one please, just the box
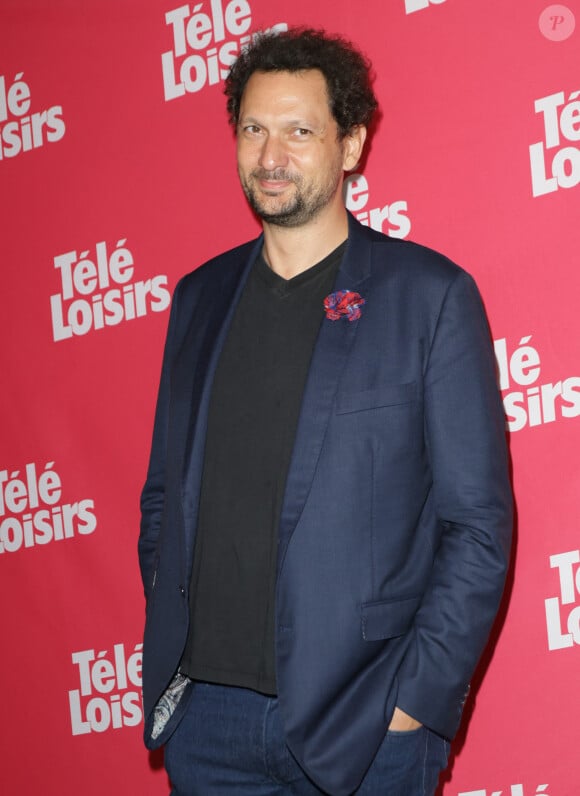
[139,28,512,796]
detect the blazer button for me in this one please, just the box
[179,586,185,597]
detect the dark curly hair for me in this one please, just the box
[224,28,378,139]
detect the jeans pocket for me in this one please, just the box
[386,725,425,737]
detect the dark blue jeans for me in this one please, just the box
[164,682,450,795]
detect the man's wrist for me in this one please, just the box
[388,706,423,731]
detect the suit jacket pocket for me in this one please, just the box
[336,382,417,415]
[361,595,421,641]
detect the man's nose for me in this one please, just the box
[258,134,289,171]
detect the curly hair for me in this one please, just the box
[224,28,378,138]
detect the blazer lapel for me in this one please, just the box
[277,215,373,572]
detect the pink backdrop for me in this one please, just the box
[2,1,579,794]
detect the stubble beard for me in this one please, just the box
[240,167,342,228]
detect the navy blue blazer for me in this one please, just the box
[139,214,512,795]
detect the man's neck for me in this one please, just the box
[261,206,349,281]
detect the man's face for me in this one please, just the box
[236,69,360,228]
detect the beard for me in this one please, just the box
[239,167,342,228]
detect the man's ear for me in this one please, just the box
[342,125,367,172]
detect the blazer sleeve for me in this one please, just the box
[138,277,184,601]
[395,269,513,739]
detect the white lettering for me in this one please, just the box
[530,89,580,196]
[50,239,170,342]
[68,643,144,735]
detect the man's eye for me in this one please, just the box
[242,125,262,135]
[295,128,312,136]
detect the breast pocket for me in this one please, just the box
[335,382,417,415]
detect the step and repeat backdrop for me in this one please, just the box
[2,1,578,794]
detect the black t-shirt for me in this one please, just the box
[180,241,345,694]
